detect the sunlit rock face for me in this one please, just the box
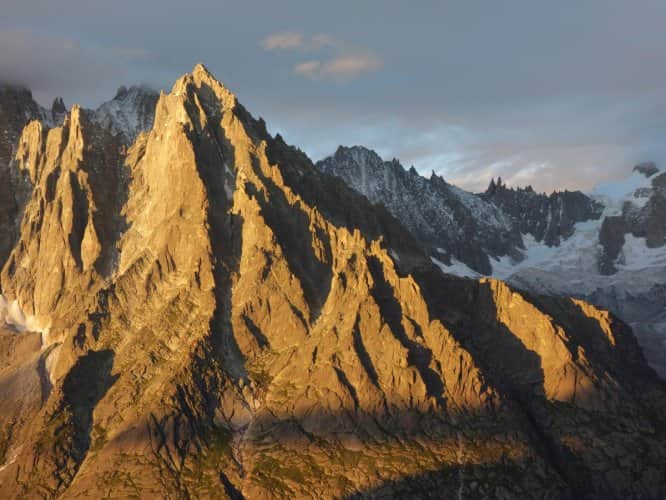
[0,65,665,499]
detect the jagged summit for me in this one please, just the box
[482,175,603,247]
[0,66,665,498]
[318,145,523,274]
[51,96,66,114]
[170,63,237,111]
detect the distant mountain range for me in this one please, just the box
[1,68,665,498]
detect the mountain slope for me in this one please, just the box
[501,165,666,376]
[317,146,523,274]
[0,66,665,499]
[318,147,666,378]
[483,177,603,247]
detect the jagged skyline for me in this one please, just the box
[2,63,665,498]
[3,1,666,192]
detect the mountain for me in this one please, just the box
[0,86,67,268]
[498,165,666,376]
[483,178,603,248]
[318,147,666,377]
[318,146,524,274]
[92,85,159,143]
[1,66,666,498]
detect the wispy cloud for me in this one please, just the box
[261,31,334,51]
[262,31,381,82]
[293,60,321,79]
[261,31,304,50]
[294,53,382,81]
[0,27,150,106]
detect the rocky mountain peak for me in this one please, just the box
[51,96,66,114]
[114,85,129,99]
[171,63,237,113]
[483,177,603,247]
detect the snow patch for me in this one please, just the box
[431,256,480,279]
[617,234,666,271]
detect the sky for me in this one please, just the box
[2,0,666,193]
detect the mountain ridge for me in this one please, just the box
[0,66,665,498]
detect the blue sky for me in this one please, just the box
[2,0,666,192]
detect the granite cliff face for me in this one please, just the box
[0,86,67,268]
[1,66,666,499]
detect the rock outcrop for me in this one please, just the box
[0,86,67,269]
[0,66,665,499]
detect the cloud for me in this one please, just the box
[294,60,321,79]
[261,31,304,50]
[109,47,152,61]
[262,31,381,81]
[320,53,382,80]
[261,31,335,51]
[293,53,382,81]
[0,27,153,107]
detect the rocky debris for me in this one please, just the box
[317,146,523,274]
[598,216,628,275]
[0,66,664,499]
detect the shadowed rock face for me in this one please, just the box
[317,146,524,274]
[0,86,53,268]
[0,65,665,499]
[483,178,604,247]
